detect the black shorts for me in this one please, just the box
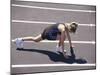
[41,29,61,40]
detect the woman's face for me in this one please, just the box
[69,24,76,33]
[65,23,73,33]
[65,22,78,33]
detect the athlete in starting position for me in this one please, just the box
[13,22,78,57]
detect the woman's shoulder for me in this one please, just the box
[58,23,66,32]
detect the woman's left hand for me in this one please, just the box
[71,44,75,48]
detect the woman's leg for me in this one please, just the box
[14,34,43,49]
[56,32,67,54]
[22,34,43,42]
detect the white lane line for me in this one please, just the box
[41,40,95,44]
[12,20,96,27]
[12,40,95,44]
[12,20,56,24]
[12,64,96,68]
[12,4,96,13]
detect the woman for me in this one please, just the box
[13,22,78,57]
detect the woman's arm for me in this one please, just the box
[58,24,67,56]
[60,30,65,51]
[65,27,72,47]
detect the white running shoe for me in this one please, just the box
[56,45,67,53]
[13,38,24,49]
[56,45,62,53]
[64,49,67,53]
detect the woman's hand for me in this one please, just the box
[71,44,75,48]
[62,51,67,58]
[70,46,76,59]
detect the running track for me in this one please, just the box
[11,0,96,74]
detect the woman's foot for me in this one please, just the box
[13,38,24,49]
[56,45,67,52]
[56,45,62,53]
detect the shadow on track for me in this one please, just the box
[17,48,87,64]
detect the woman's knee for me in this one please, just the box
[33,37,42,42]
[34,39,39,42]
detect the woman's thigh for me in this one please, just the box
[56,33,66,40]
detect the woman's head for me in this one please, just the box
[65,22,78,33]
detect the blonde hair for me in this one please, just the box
[69,22,78,33]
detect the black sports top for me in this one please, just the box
[42,23,65,40]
